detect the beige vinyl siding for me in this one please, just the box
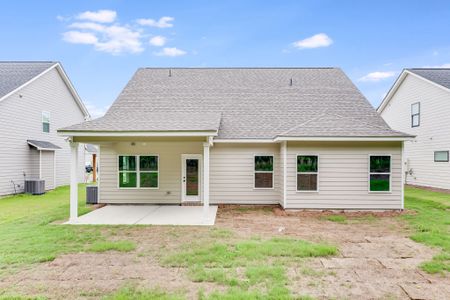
[99,141,203,204]
[41,151,55,190]
[0,67,86,196]
[209,143,280,204]
[286,142,402,209]
[380,74,450,189]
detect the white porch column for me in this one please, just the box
[281,141,287,208]
[70,141,79,222]
[203,141,210,212]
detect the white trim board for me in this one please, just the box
[274,136,413,142]
[58,131,218,137]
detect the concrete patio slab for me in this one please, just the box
[66,205,218,226]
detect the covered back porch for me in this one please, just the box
[63,133,217,225]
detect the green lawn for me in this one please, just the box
[0,184,448,299]
[0,185,135,275]
[403,186,450,274]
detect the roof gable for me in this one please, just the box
[378,69,450,114]
[408,68,450,90]
[0,61,90,118]
[0,62,56,99]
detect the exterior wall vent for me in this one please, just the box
[24,179,45,195]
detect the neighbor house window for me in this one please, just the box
[434,151,449,162]
[297,155,318,191]
[118,155,159,188]
[42,111,50,133]
[369,155,391,192]
[140,156,159,188]
[254,155,273,189]
[411,102,420,127]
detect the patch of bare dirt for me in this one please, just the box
[0,207,448,300]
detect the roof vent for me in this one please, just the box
[289,78,293,86]
[168,69,172,77]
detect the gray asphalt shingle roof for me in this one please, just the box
[408,68,450,90]
[60,68,409,139]
[67,112,221,132]
[27,140,61,150]
[0,62,56,99]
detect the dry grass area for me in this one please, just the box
[0,205,448,300]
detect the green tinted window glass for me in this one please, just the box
[370,174,390,191]
[297,156,318,172]
[254,156,273,171]
[140,172,158,188]
[140,156,158,171]
[119,172,137,188]
[370,156,390,173]
[119,156,136,171]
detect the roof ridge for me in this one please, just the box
[139,67,338,70]
[277,110,331,136]
[330,112,390,130]
[408,68,450,70]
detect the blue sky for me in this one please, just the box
[1,1,450,117]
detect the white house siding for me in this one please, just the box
[41,151,55,190]
[0,67,85,196]
[380,74,450,189]
[285,141,402,209]
[98,141,203,204]
[209,143,280,204]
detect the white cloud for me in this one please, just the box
[63,31,98,44]
[293,33,333,49]
[77,9,117,23]
[154,47,186,57]
[95,25,143,54]
[63,21,143,54]
[137,16,174,28]
[149,35,166,46]
[359,71,396,82]
[85,102,110,118]
[69,22,106,31]
[61,11,183,55]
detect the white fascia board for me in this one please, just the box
[58,130,218,137]
[54,63,91,119]
[213,139,276,143]
[274,136,414,142]
[377,70,408,113]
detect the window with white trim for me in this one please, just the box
[411,102,420,127]
[42,111,50,133]
[297,155,318,191]
[254,155,273,188]
[369,155,391,192]
[434,151,449,162]
[118,155,159,188]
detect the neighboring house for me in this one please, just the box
[0,62,89,196]
[58,68,412,221]
[378,68,450,190]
